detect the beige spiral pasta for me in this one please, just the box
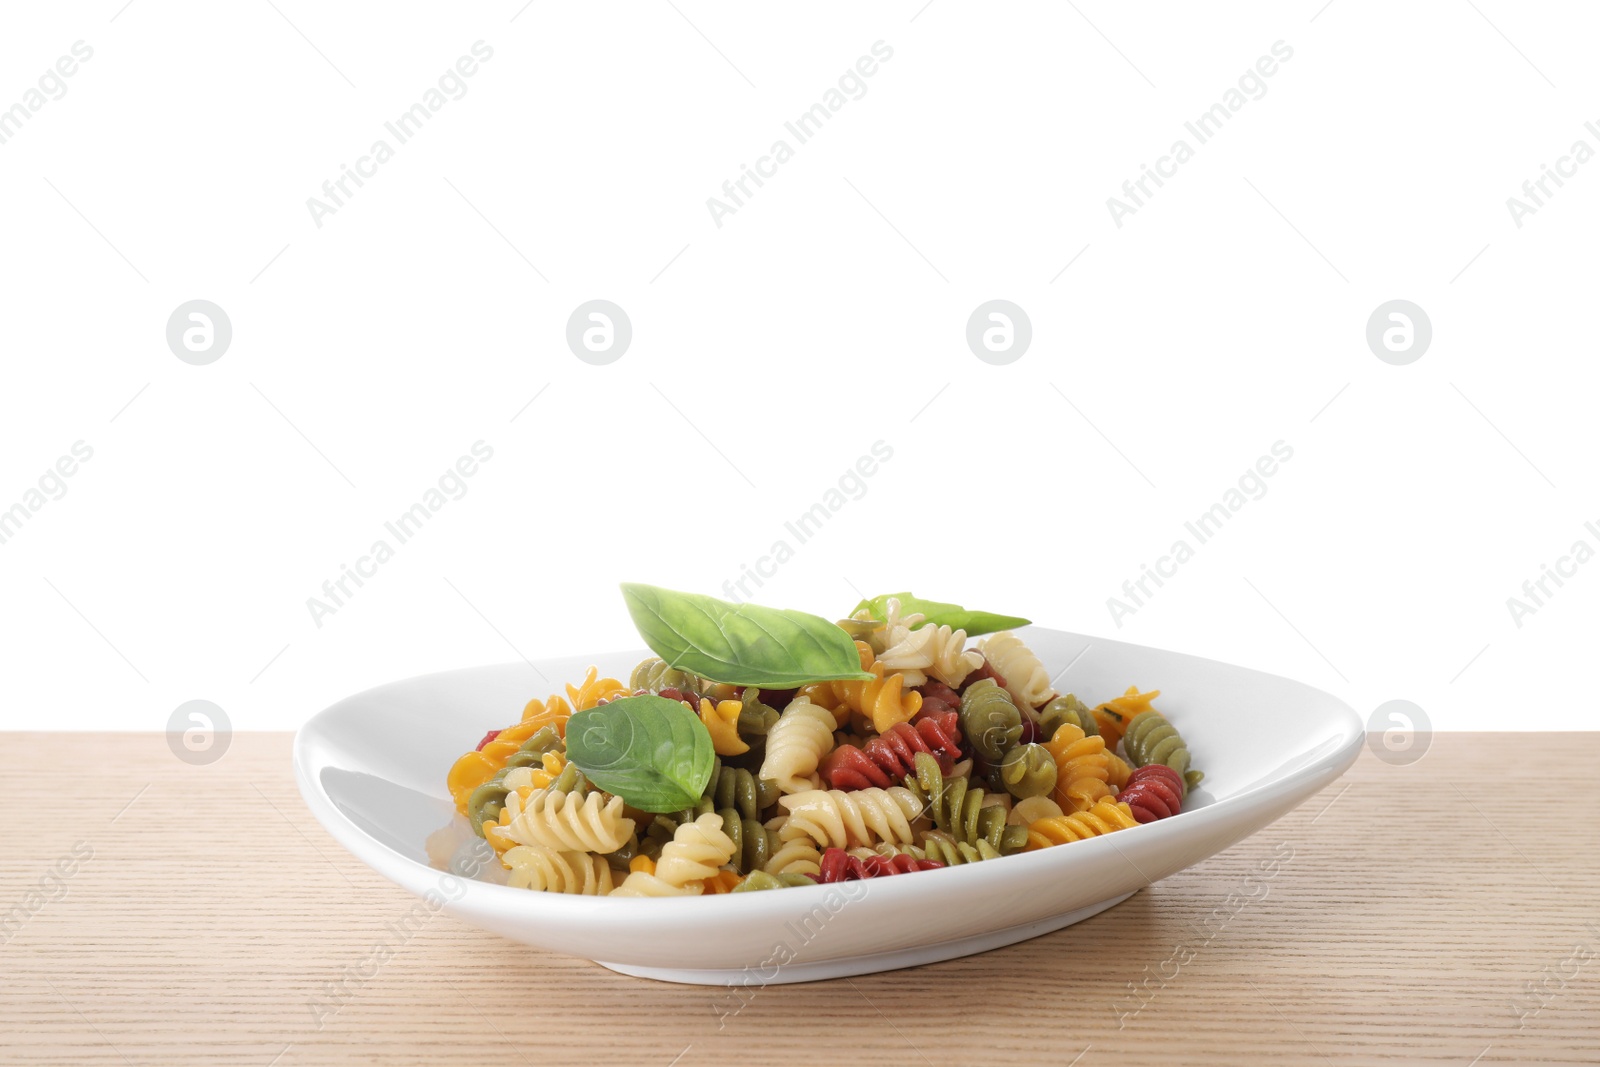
[759,697,837,794]
[493,788,635,854]
[777,787,924,850]
[877,617,983,689]
[610,814,737,897]
[503,844,615,894]
[762,836,823,877]
[979,631,1055,710]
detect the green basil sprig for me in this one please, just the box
[849,592,1030,638]
[564,695,715,813]
[621,583,873,687]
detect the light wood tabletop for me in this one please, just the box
[1,732,1596,1066]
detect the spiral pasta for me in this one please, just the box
[1118,764,1184,823]
[876,607,983,689]
[818,712,963,790]
[999,743,1058,800]
[761,831,824,877]
[799,642,923,734]
[777,787,925,850]
[1043,723,1113,813]
[978,631,1055,710]
[1092,687,1161,753]
[901,752,1027,854]
[818,846,943,881]
[958,678,1022,763]
[698,697,750,756]
[502,844,615,894]
[566,666,628,711]
[760,698,838,794]
[1122,709,1203,796]
[460,726,567,835]
[611,814,737,897]
[1038,693,1097,742]
[446,645,1209,900]
[494,788,636,854]
[1025,798,1138,850]
[628,657,707,695]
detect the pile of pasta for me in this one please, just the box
[445,599,1203,896]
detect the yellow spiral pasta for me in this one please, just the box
[1043,723,1112,813]
[777,787,924,850]
[1026,798,1138,850]
[502,844,615,894]
[1106,751,1133,791]
[800,641,923,735]
[611,814,737,897]
[979,631,1055,710]
[493,788,635,854]
[446,688,582,814]
[565,666,628,711]
[1092,686,1161,753]
[697,697,749,756]
[759,698,837,794]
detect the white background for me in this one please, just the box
[1,1,1594,734]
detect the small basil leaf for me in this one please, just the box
[849,592,1031,638]
[564,695,715,813]
[621,583,873,687]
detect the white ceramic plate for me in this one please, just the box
[293,627,1362,985]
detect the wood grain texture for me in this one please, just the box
[0,732,1596,1066]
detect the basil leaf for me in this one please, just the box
[849,592,1031,638]
[621,583,874,687]
[564,695,715,813]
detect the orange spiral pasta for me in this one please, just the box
[1043,723,1112,813]
[565,666,629,711]
[698,869,743,894]
[1025,798,1138,850]
[799,642,923,735]
[446,694,579,813]
[1092,686,1160,753]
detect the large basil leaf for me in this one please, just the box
[564,695,715,813]
[849,592,1030,637]
[621,583,873,687]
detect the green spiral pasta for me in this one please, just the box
[901,752,1027,854]
[1038,694,1097,743]
[629,656,707,694]
[720,810,780,874]
[959,679,1023,763]
[1122,710,1203,797]
[706,759,779,821]
[999,743,1058,800]
[731,870,815,892]
[465,726,568,836]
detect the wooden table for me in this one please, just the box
[2,733,1596,1065]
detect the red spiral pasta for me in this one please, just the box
[818,712,963,790]
[915,680,962,716]
[1117,764,1183,823]
[816,847,944,882]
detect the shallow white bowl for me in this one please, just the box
[293,627,1362,985]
